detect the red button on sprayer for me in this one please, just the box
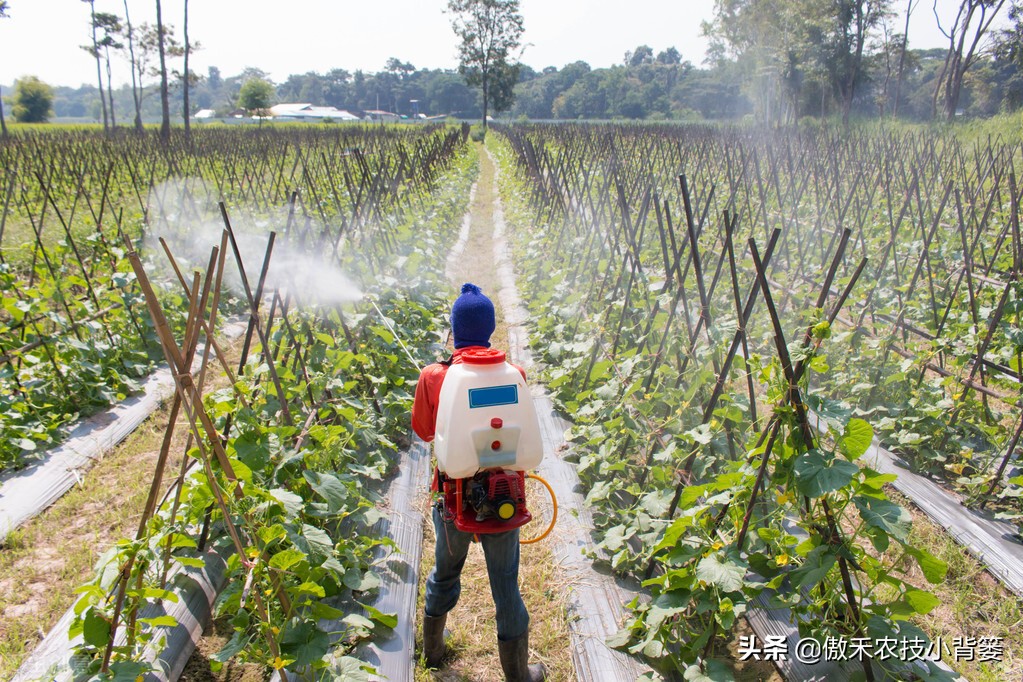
[491,440,501,451]
[491,418,503,429]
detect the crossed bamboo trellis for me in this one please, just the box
[497,121,1023,680]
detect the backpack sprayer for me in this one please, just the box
[433,348,549,536]
[369,300,556,541]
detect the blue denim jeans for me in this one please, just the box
[424,503,529,641]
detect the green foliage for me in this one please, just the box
[237,78,275,115]
[9,76,54,123]
[63,126,477,677]
[448,0,524,125]
[489,124,969,680]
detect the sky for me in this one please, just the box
[0,0,1006,89]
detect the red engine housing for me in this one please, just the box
[437,469,532,534]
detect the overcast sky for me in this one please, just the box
[0,0,1000,89]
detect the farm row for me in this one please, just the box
[2,124,476,680]
[492,123,1021,680]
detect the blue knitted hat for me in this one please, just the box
[450,282,495,349]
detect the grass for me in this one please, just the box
[884,489,1022,681]
[0,414,183,678]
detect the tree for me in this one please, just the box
[156,0,171,142]
[81,0,107,130]
[488,60,520,113]
[657,46,683,65]
[448,0,524,129]
[932,0,1008,120]
[0,0,9,137]
[807,0,891,125]
[92,12,123,127]
[10,76,54,123]
[892,0,920,116]
[122,0,143,132]
[626,45,654,67]
[238,78,274,116]
[126,21,183,120]
[991,0,1023,108]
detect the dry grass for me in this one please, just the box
[883,489,1022,681]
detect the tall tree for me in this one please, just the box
[122,0,143,132]
[892,0,919,116]
[810,0,891,125]
[0,0,9,137]
[93,12,123,128]
[704,0,808,124]
[448,0,524,130]
[156,0,171,142]
[932,0,1008,119]
[81,0,108,131]
[182,0,191,142]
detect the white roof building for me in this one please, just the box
[270,103,361,121]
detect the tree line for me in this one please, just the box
[2,0,1022,129]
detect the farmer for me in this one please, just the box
[411,282,546,682]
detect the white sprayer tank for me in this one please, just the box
[433,348,543,479]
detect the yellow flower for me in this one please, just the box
[711,541,724,551]
[775,553,790,567]
[273,656,285,670]
[272,626,280,635]
[776,491,794,506]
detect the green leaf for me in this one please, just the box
[303,470,350,513]
[840,418,873,459]
[211,631,249,663]
[269,547,307,572]
[905,546,948,584]
[854,496,911,541]
[792,546,836,590]
[280,618,331,667]
[326,656,375,681]
[174,556,206,569]
[296,581,326,598]
[684,659,735,681]
[310,601,345,620]
[83,609,111,647]
[108,660,150,682]
[793,450,858,498]
[302,524,335,563]
[344,613,375,633]
[139,615,178,628]
[233,429,270,472]
[695,554,745,593]
[269,488,304,520]
[904,588,940,615]
[357,601,398,629]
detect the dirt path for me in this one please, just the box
[413,141,574,682]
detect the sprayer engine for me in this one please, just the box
[439,469,531,534]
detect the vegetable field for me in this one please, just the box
[1,121,1021,682]
[493,123,1022,681]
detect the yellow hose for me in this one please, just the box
[520,473,557,544]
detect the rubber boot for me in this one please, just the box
[422,613,447,668]
[497,631,547,682]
